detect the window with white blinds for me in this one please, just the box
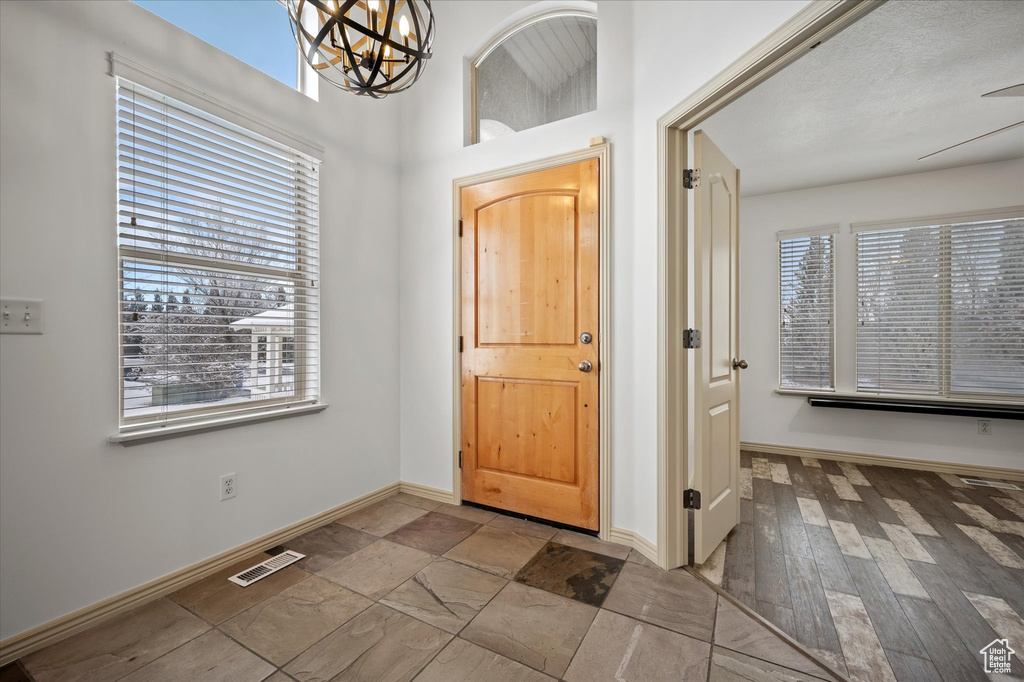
[856,215,1024,398]
[779,233,834,389]
[117,78,320,430]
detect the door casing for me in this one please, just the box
[452,140,612,541]
[656,0,883,568]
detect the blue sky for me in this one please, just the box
[134,1,296,87]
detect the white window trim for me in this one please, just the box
[109,402,328,445]
[776,223,839,241]
[850,206,1024,234]
[466,4,598,145]
[110,62,325,443]
[850,207,1024,405]
[777,227,837,391]
[772,209,1024,408]
[109,52,324,160]
[284,0,321,101]
[471,6,597,66]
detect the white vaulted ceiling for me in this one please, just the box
[700,0,1024,197]
[498,15,597,94]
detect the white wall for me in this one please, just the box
[396,0,810,542]
[0,0,819,641]
[0,1,402,640]
[740,159,1024,469]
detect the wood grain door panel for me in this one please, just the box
[477,195,577,346]
[476,377,577,483]
[461,160,599,530]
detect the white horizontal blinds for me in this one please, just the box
[117,79,320,427]
[779,234,834,389]
[857,225,942,394]
[856,216,1024,398]
[949,218,1024,396]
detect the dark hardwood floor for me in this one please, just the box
[699,450,1024,682]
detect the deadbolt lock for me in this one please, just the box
[580,331,592,344]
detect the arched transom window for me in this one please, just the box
[472,13,597,143]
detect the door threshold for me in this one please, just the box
[685,566,852,681]
[461,500,599,538]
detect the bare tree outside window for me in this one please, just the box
[780,234,834,389]
[117,79,319,429]
[857,218,1024,398]
[857,226,941,394]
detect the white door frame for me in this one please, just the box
[656,0,882,568]
[451,140,612,541]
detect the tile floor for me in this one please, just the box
[6,495,839,682]
[704,450,1024,682]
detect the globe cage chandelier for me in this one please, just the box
[287,0,435,99]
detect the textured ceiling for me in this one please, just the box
[700,0,1024,197]
[496,16,596,94]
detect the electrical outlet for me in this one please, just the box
[978,420,992,436]
[220,473,237,500]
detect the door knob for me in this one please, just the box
[733,358,748,370]
[578,360,593,372]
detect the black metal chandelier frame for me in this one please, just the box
[289,0,435,99]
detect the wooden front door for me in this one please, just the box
[461,159,600,530]
[693,130,742,563]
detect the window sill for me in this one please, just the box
[109,402,328,446]
[775,388,837,397]
[774,389,1023,420]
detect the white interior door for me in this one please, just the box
[693,130,743,565]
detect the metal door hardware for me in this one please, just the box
[683,489,701,509]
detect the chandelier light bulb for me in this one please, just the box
[399,15,410,38]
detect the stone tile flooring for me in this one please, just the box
[705,450,1024,682]
[7,492,839,682]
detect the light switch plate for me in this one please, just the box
[0,299,43,334]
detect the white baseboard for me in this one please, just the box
[609,527,660,567]
[0,481,401,666]
[743,441,1024,482]
[398,481,457,505]
[2,480,660,665]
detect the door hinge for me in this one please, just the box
[458,219,463,237]
[682,328,701,349]
[683,168,701,190]
[458,336,464,352]
[458,451,463,468]
[683,488,701,509]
